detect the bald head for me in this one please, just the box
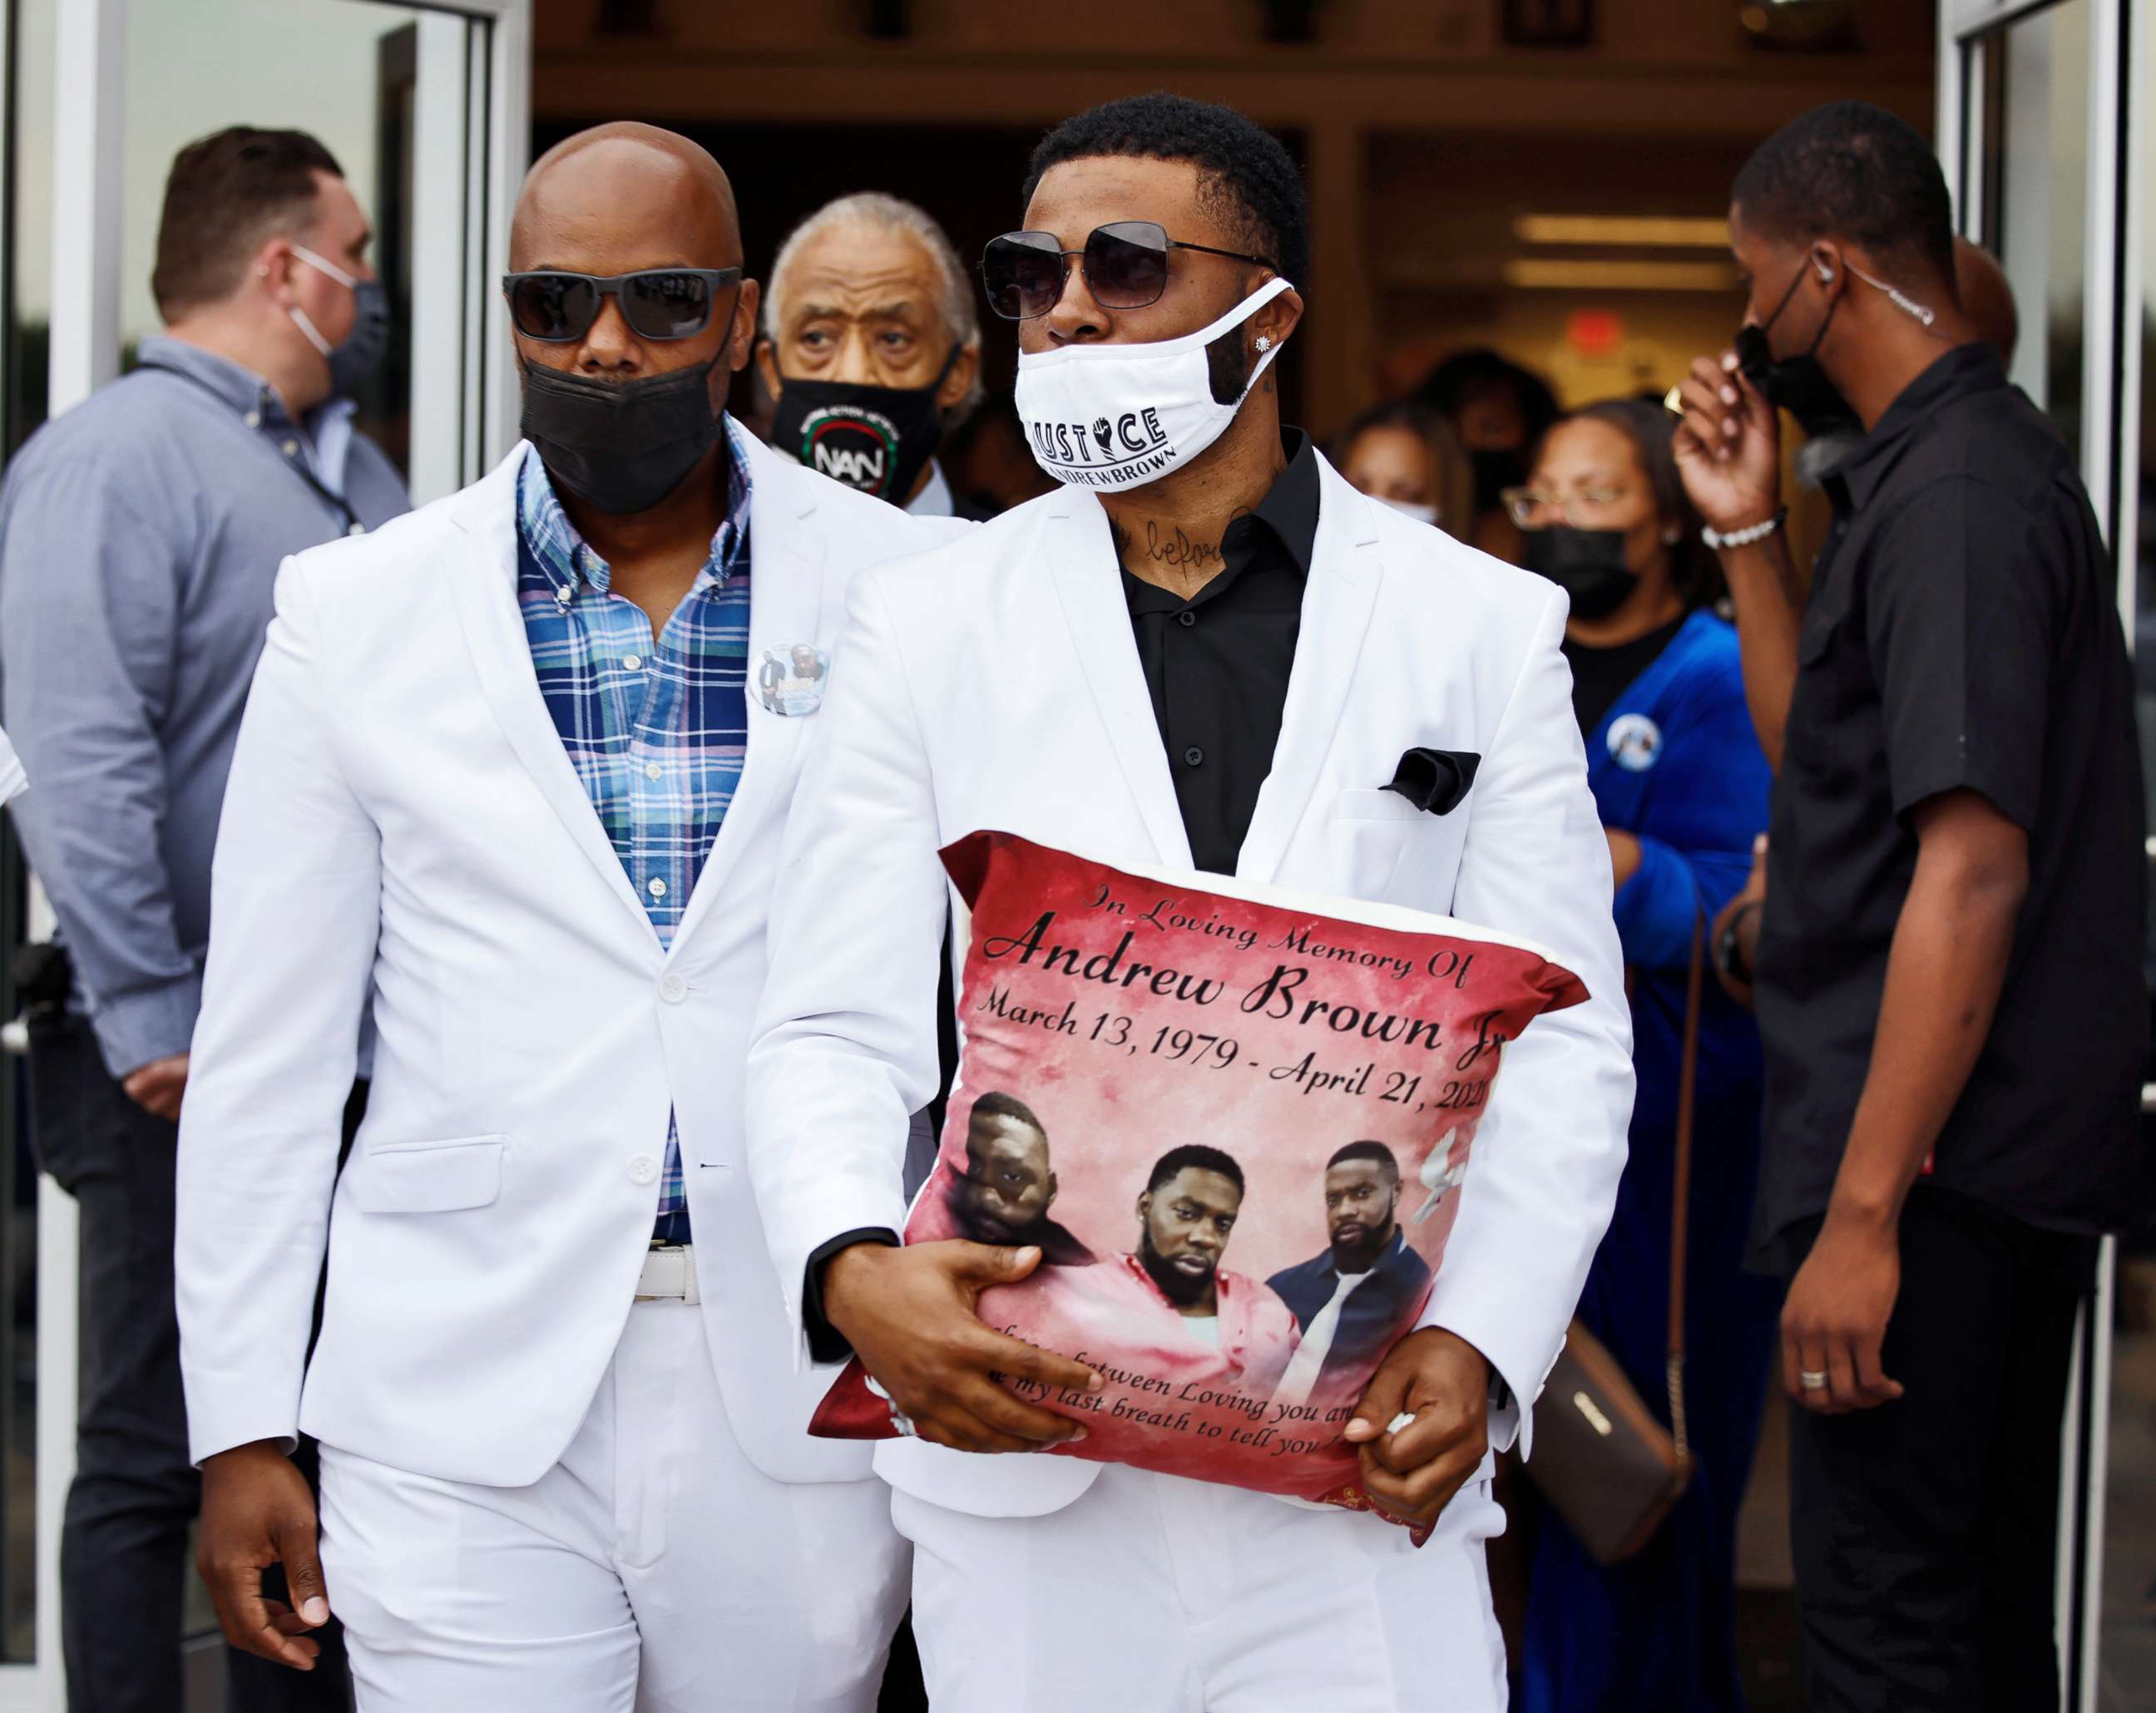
[511,122,740,274]
[1952,235,2018,367]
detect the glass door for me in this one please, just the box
[1941,2,2143,1708]
[0,2,527,1705]
[0,0,59,1699]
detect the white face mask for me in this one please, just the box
[1013,276,1293,491]
[1378,497,1439,526]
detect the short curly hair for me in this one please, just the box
[1732,101,1954,283]
[969,1090,1046,1138]
[1023,93,1309,290]
[1146,1143,1246,1198]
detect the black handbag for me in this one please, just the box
[1522,911,1704,1563]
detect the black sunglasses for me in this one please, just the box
[501,268,744,343]
[980,221,1278,321]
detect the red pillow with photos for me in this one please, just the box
[810,831,1587,1521]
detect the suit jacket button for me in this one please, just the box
[660,974,688,1004]
[627,1154,660,1185]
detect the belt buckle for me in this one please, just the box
[635,1242,696,1305]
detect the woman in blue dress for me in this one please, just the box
[1511,398,1782,1711]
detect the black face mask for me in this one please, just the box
[327,280,392,398]
[1734,259,1849,428]
[519,356,724,516]
[768,344,957,503]
[1521,526,1637,622]
[1471,448,1528,516]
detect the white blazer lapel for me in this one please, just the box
[1046,494,1193,868]
[1236,457,1384,884]
[670,447,823,951]
[444,446,654,940]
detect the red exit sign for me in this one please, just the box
[1566,309,1624,358]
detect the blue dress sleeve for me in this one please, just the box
[1613,834,1753,969]
[1608,623,1771,970]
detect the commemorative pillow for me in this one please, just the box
[811,831,1587,1518]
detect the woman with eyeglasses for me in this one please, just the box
[1331,400,1474,536]
[1508,397,1781,1713]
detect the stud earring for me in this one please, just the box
[1255,334,1274,352]
[1662,526,1682,545]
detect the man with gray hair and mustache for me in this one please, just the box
[757,190,989,518]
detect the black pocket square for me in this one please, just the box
[1384,747,1481,816]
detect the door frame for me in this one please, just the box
[396,0,532,499]
[1936,3,2139,1708]
[11,2,529,1704]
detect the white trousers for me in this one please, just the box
[318,1301,908,1711]
[896,1462,1510,1713]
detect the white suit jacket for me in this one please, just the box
[176,434,967,1488]
[747,452,1634,1520]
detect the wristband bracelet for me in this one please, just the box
[1701,507,1787,551]
[1716,899,1762,986]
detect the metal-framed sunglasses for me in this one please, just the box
[500,267,744,343]
[980,220,1278,321]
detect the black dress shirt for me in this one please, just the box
[802,430,1323,1359]
[1753,342,2146,1256]
[1121,428,1321,874]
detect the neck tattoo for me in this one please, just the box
[1142,520,1223,571]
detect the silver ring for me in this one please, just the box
[1798,1370,1829,1391]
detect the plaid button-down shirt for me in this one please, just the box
[515,423,754,1242]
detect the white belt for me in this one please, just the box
[635,1243,700,1304]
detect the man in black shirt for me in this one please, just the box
[799,94,1526,1521]
[749,92,1631,1713]
[1676,101,2145,1711]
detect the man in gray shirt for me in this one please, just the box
[0,126,406,1711]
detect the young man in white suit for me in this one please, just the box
[748,96,1634,1711]
[176,125,964,1711]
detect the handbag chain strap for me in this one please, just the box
[1664,908,1708,1487]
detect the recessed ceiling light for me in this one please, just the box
[1514,215,1732,249]
[1504,259,1740,291]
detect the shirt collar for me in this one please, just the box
[517,414,754,600]
[134,334,272,416]
[1828,342,2006,513]
[136,333,361,496]
[1120,427,1320,615]
[1318,1224,1403,1284]
[1118,1251,1248,1310]
[309,398,358,498]
[907,459,957,518]
[1236,427,1320,578]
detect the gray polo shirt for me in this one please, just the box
[0,335,408,1076]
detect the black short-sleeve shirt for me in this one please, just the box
[1753,343,2147,1253]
